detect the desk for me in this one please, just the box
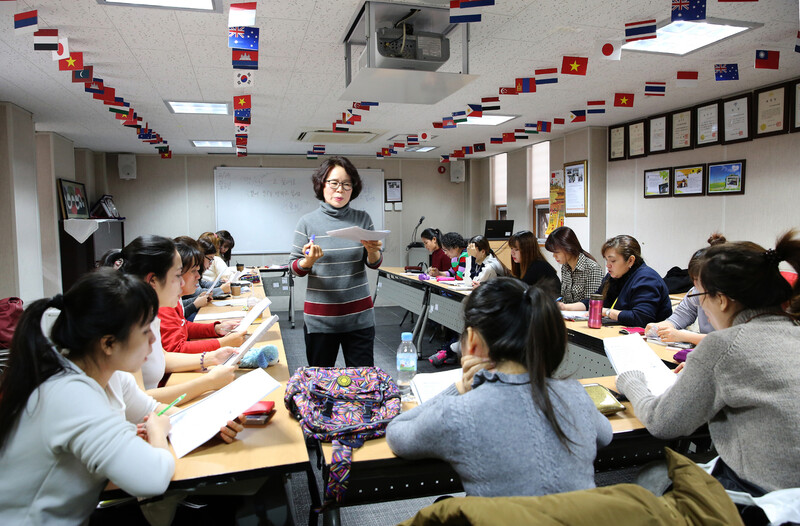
[315,375,706,525]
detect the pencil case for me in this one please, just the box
[436,277,455,282]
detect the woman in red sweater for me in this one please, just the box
[159,237,247,354]
[421,227,451,274]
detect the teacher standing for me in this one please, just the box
[290,156,383,367]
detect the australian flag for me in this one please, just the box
[714,63,739,81]
[671,0,706,22]
[228,26,259,50]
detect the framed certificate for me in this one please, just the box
[627,120,647,159]
[608,125,626,161]
[670,108,694,151]
[722,93,752,144]
[673,164,706,197]
[791,78,800,133]
[754,83,789,138]
[564,160,588,217]
[707,160,745,196]
[643,167,671,198]
[647,114,669,154]
[694,100,721,148]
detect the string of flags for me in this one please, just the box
[12,8,171,157]
[228,2,258,157]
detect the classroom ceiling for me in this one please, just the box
[0,0,798,159]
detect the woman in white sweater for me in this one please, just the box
[0,269,175,524]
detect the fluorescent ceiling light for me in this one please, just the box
[192,140,232,148]
[98,0,216,11]
[167,101,228,115]
[463,115,517,126]
[405,146,437,153]
[622,18,759,56]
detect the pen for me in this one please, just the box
[305,234,315,255]
[157,393,186,416]
[555,296,563,302]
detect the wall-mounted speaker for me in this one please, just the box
[118,154,136,180]
[450,160,465,183]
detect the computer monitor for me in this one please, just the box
[484,220,514,240]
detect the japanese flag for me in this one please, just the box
[52,37,69,61]
[418,131,431,142]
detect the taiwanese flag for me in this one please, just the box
[614,93,635,107]
[72,66,93,83]
[58,52,84,71]
[502,132,516,143]
[234,94,251,109]
[754,50,779,70]
[515,78,535,93]
[561,56,588,75]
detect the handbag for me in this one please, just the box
[0,297,23,348]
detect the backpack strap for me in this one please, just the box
[324,438,364,503]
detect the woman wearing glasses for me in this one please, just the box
[290,157,383,367]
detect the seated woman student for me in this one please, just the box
[216,229,235,266]
[428,232,470,280]
[182,236,230,321]
[561,235,672,327]
[467,234,506,284]
[0,270,175,524]
[199,231,230,283]
[105,235,237,404]
[421,227,454,275]
[160,237,247,355]
[386,278,612,497]
[508,230,560,297]
[646,233,727,345]
[617,231,800,494]
[544,226,603,303]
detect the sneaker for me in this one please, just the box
[428,350,449,366]
[442,351,459,365]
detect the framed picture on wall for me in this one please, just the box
[707,160,746,196]
[384,179,402,202]
[533,199,549,243]
[57,178,90,220]
[627,120,648,159]
[564,160,588,217]
[643,167,672,198]
[754,83,789,138]
[670,108,694,151]
[722,92,752,144]
[790,78,800,133]
[694,100,721,148]
[673,164,706,197]
[647,114,670,154]
[608,124,626,161]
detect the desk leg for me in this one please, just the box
[412,289,430,358]
[288,271,296,329]
[373,272,381,304]
[322,507,341,526]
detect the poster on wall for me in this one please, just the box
[673,164,706,197]
[707,160,745,195]
[547,169,565,236]
[643,168,671,198]
[564,160,588,218]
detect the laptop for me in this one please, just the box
[484,220,514,240]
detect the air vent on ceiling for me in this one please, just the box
[297,129,380,144]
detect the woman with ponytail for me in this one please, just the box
[0,269,175,524]
[386,278,612,497]
[107,235,239,405]
[421,227,450,274]
[618,230,800,493]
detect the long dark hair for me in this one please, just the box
[508,230,546,279]
[462,277,573,449]
[103,235,176,280]
[544,226,596,262]
[698,230,800,317]
[215,230,235,265]
[173,236,203,273]
[421,228,442,249]
[0,269,158,450]
[311,156,363,200]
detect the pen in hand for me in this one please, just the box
[305,235,315,255]
[158,393,187,416]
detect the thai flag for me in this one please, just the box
[644,82,666,96]
[625,19,657,42]
[313,145,326,154]
[407,135,419,145]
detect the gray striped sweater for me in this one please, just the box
[290,202,382,334]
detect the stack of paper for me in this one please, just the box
[604,334,677,396]
[410,368,463,404]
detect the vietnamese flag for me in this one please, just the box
[614,92,635,107]
[58,52,83,71]
[561,55,588,75]
[234,94,251,109]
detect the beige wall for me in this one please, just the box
[506,147,531,231]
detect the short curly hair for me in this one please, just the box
[311,156,363,201]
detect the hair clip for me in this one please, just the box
[763,248,781,266]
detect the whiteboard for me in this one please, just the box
[214,167,384,254]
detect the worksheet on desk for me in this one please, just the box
[604,334,677,396]
[168,368,280,458]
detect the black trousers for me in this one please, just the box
[303,325,375,367]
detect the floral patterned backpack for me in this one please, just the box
[284,366,401,505]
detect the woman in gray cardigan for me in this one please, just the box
[618,231,800,493]
[290,156,383,367]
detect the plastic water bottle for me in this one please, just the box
[396,332,417,399]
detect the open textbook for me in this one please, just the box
[410,368,463,404]
[168,368,280,458]
[604,334,677,396]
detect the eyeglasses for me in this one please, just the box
[325,180,353,191]
[686,291,710,300]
